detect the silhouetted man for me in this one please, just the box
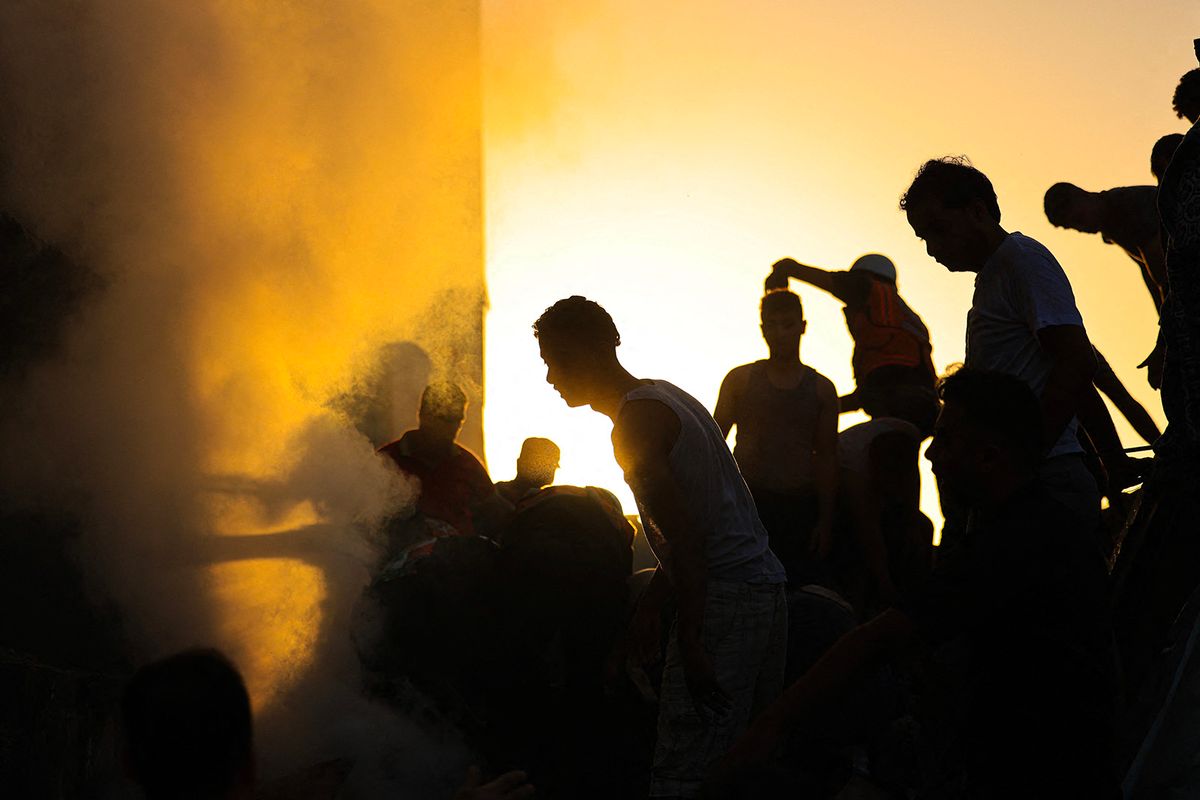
[533,296,787,799]
[766,253,937,433]
[378,382,504,553]
[495,437,561,506]
[725,369,1119,799]
[1044,181,1166,310]
[714,290,838,578]
[901,156,1137,542]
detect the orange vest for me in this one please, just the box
[843,279,935,382]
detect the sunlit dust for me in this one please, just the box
[208,557,327,710]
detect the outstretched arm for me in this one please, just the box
[768,258,839,294]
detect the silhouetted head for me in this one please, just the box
[122,649,254,800]
[418,381,467,446]
[759,290,806,357]
[516,436,560,486]
[1152,133,1186,183]
[849,253,897,284]
[1044,182,1103,233]
[925,367,1041,503]
[533,296,622,407]
[900,157,1002,272]
[1174,68,1200,123]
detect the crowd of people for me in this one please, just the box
[117,44,1200,800]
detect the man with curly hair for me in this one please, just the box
[1173,67,1200,124]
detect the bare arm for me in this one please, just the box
[1092,349,1162,445]
[714,368,743,439]
[770,257,840,295]
[1140,236,1168,310]
[1040,327,1144,489]
[615,400,731,713]
[1036,325,1100,451]
[812,376,839,556]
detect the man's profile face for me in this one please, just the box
[906,200,982,273]
[540,342,595,408]
[1050,193,1100,234]
[925,400,988,500]
[760,308,805,354]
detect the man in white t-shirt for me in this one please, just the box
[899,156,1140,545]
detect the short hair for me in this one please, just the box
[420,381,467,419]
[1173,68,1200,123]
[122,649,253,799]
[1152,133,1186,182]
[899,156,1001,223]
[760,289,803,318]
[532,296,621,354]
[936,367,1042,468]
[519,436,560,464]
[1043,182,1085,226]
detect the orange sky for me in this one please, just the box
[482,2,1199,528]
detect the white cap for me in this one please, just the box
[849,254,897,283]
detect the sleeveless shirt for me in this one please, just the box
[731,361,820,494]
[619,380,786,584]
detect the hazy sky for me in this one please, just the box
[482,1,1200,525]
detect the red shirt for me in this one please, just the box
[377,431,494,536]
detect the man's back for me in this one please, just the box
[832,271,935,382]
[1099,185,1161,261]
[620,379,786,584]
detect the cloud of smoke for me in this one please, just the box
[0,0,484,787]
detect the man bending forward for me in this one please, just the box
[534,296,788,799]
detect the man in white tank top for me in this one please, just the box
[534,296,787,799]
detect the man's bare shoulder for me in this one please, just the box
[721,362,758,386]
[616,397,679,435]
[613,398,679,465]
[808,368,839,400]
